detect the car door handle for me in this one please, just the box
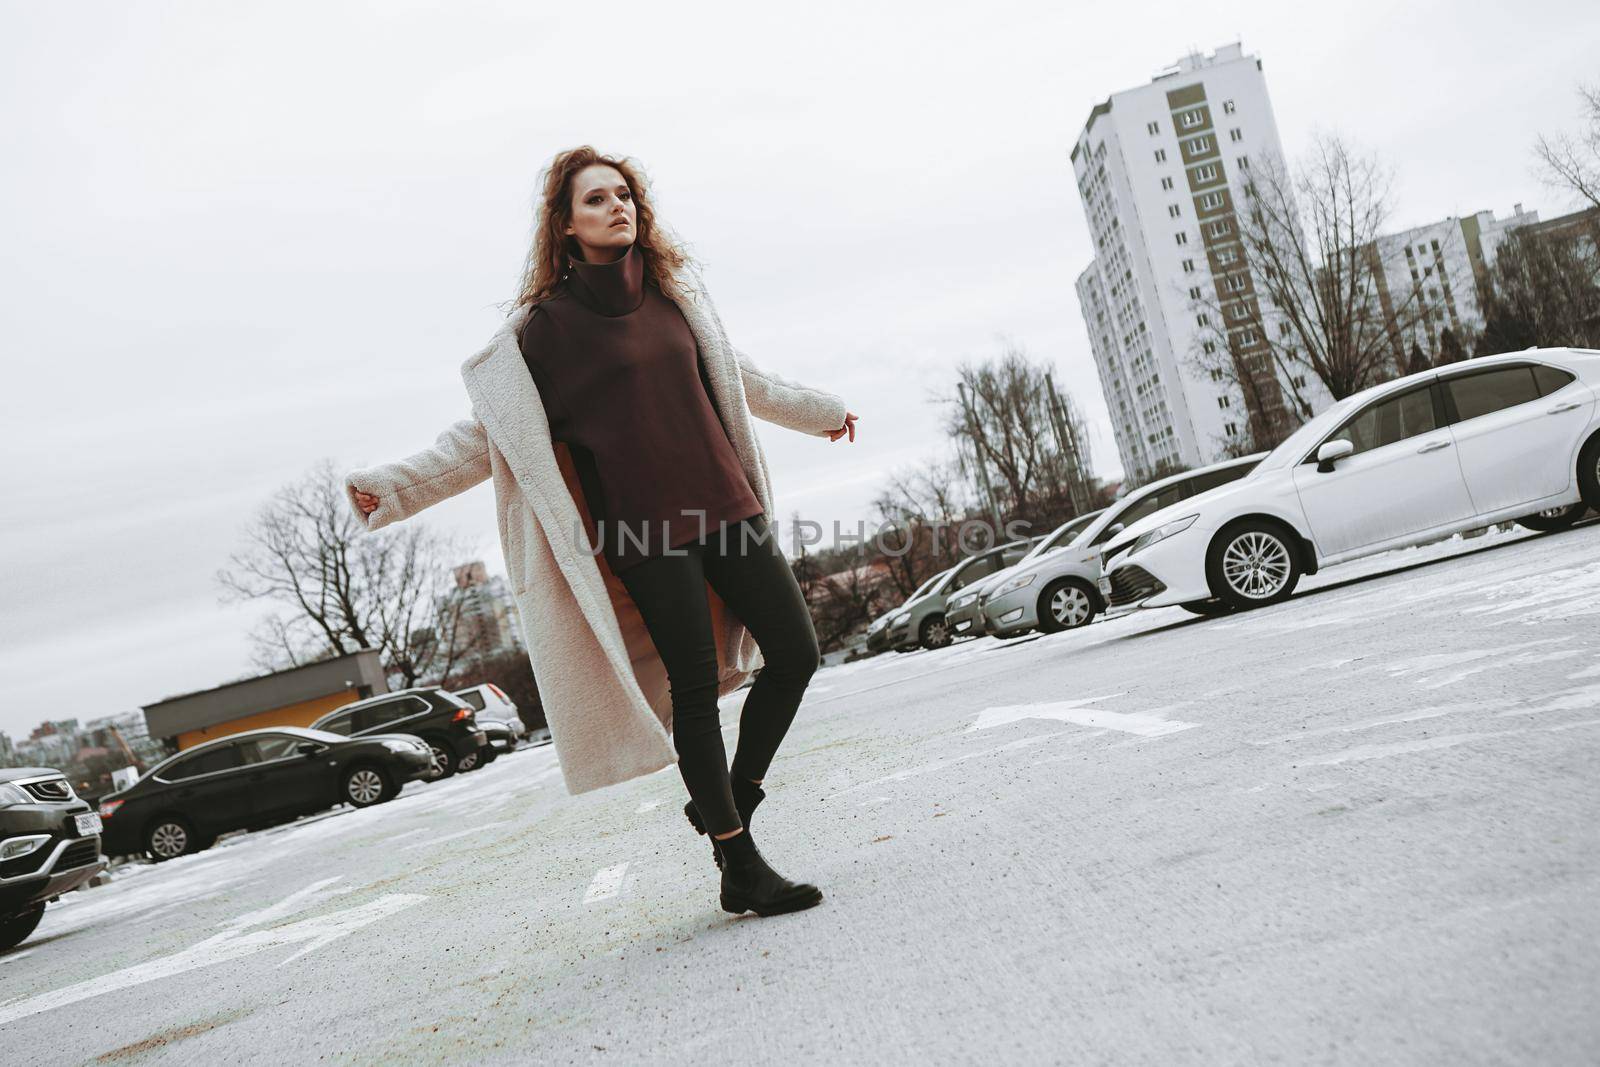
[1548,401,1582,413]
[1417,440,1452,453]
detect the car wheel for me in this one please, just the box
[424,741,457,781]
[145,816,198,862]
[481,746,500,764]
[918,615,951,650]
[1180,599,1235,617]
[343,763,395,807]
[1206,521,1302,610]
[1036,578,1099,633]
[0,905,46,951]
[1578,433,1600,509]
[457,747,481,773]
[1516,503,1587,532]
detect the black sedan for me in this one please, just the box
[97,727,434,861]
[1,767,107,950]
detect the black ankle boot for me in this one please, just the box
[684,777,769,870]
[715,827,823,917]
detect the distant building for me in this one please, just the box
[446,561,524,662]
[1072,43,1324,481]
[142,649,388,751]
[1366,205,1540,365]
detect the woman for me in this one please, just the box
[346,147,857,918]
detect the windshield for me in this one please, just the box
[1028,510,1104,559]
[910,569,948,600]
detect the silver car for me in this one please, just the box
[981,455,1265,637]
[950,509,1106,639]
[886,539,1035,651]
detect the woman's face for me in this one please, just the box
[564,164,637,262]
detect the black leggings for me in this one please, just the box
[617,513,820,836]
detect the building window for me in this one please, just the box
[1154,149,1167,163]
[1189,286,1203,299]
[1194,164,1218,182]
[1160,176,1174,191]
[1278,320,1291,336]
[1200,191,1224,210]
[1197,312,1209,326]
[1292,375,1307,388]
[1180,109,1205,129]
[1217,395,1232,409]
[1208,220,1232,238]
[1243,182,1257,199]
[1146,121,1160,135]
[1216,248,1238,265]
[1189,135,1213,153]
[1229,128,1243,142]
[1175,231,1189,245]
[1204,342,1218,356]
[1222,100,1236,114]
[1229,303,1249,320]
[1238,155,1250,170]
[1181,258,1195,273]
[1226,275,1246,292]
[1168,204,1182,218]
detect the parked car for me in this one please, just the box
[1101,349,1600,613]
[865,567,953,653]
[887,539,1037,651]
[1,768,106,950]
[310,687,487,780]
[96,727,433,861]
[453,683,528,756]
[948,511,1104,639]
[945,533,1051,638]
[982,455,1266,636]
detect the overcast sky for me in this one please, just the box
[3,0,1596,739]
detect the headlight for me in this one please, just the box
[992,572,1038,597]
[950,593,974,609]
[889,612,909,626]
[0,782,32,806]
[383,740,418,754]
[1131,514,1199,555]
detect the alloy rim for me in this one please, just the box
[151,823,187,858]
[927,620,947,645]
[1052,586,1092,627]
[347,769,384,804]
[458,751,479,772]
[1222,531,1291,599]
[428,745,450,778]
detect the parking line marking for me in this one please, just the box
[635,801,661,813]
[968,698,1199,737]
[400,821,510,850]
[584,863,630,905]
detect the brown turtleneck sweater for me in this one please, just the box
[516,243,763,574]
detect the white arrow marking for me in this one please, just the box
[584,863,630,905]
[635,800,661,814]
[0,886,427,1026]
[969,696,1200,737]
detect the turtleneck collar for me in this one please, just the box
[567,241,645,317]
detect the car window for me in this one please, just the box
[1186,464,1254,495]
[949,556,995,592]
[457,690,486,711]
[362,697,427,730]
[239,735,306,763]
[1094,486,1185,544]
[1446,366,1540,422]
[1532,364,1575,396]
[1323,384,1438,458]
[317,709,356,737]
[1000,544,1030,566]
[164,744,245,780]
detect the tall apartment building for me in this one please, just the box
[1072,43,1325,483]
[1368,205,1539,365]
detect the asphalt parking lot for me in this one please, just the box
[2,523,1596,1065]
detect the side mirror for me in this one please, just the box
[296,742,321,757]
[1106,522,1125,537]
[1316,439,1354,473]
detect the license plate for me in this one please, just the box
[75,812,102,835]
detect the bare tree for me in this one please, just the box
[869,456,972,598]
[1477,220,1600,352]
[1199,134,1426,407]
[217,459,490,687]
[1535,84,1600,209]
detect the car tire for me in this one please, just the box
[1206,520,1302,611]
[1578,433,1600,509]
[1180,599,1235,617]
[481,746,500,764]
[423,740,457,781]
[342,763,395,807]
[1515,503,1587,532]
[1035,578,1099,633]
[0,905,46,951]
[145,815,199,862]
[918,615,951,650]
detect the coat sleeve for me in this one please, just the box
[733,346,849,438]
[344,410,492,532]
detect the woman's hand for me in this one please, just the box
[353,489,380,516]
[827,411,858,442]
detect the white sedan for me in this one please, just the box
[1100,348,1600,612]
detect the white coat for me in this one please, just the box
[343,276,848,795]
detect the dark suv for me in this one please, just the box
[97,726,434,861]
[310,687,487,780]
[1,767,107,950]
